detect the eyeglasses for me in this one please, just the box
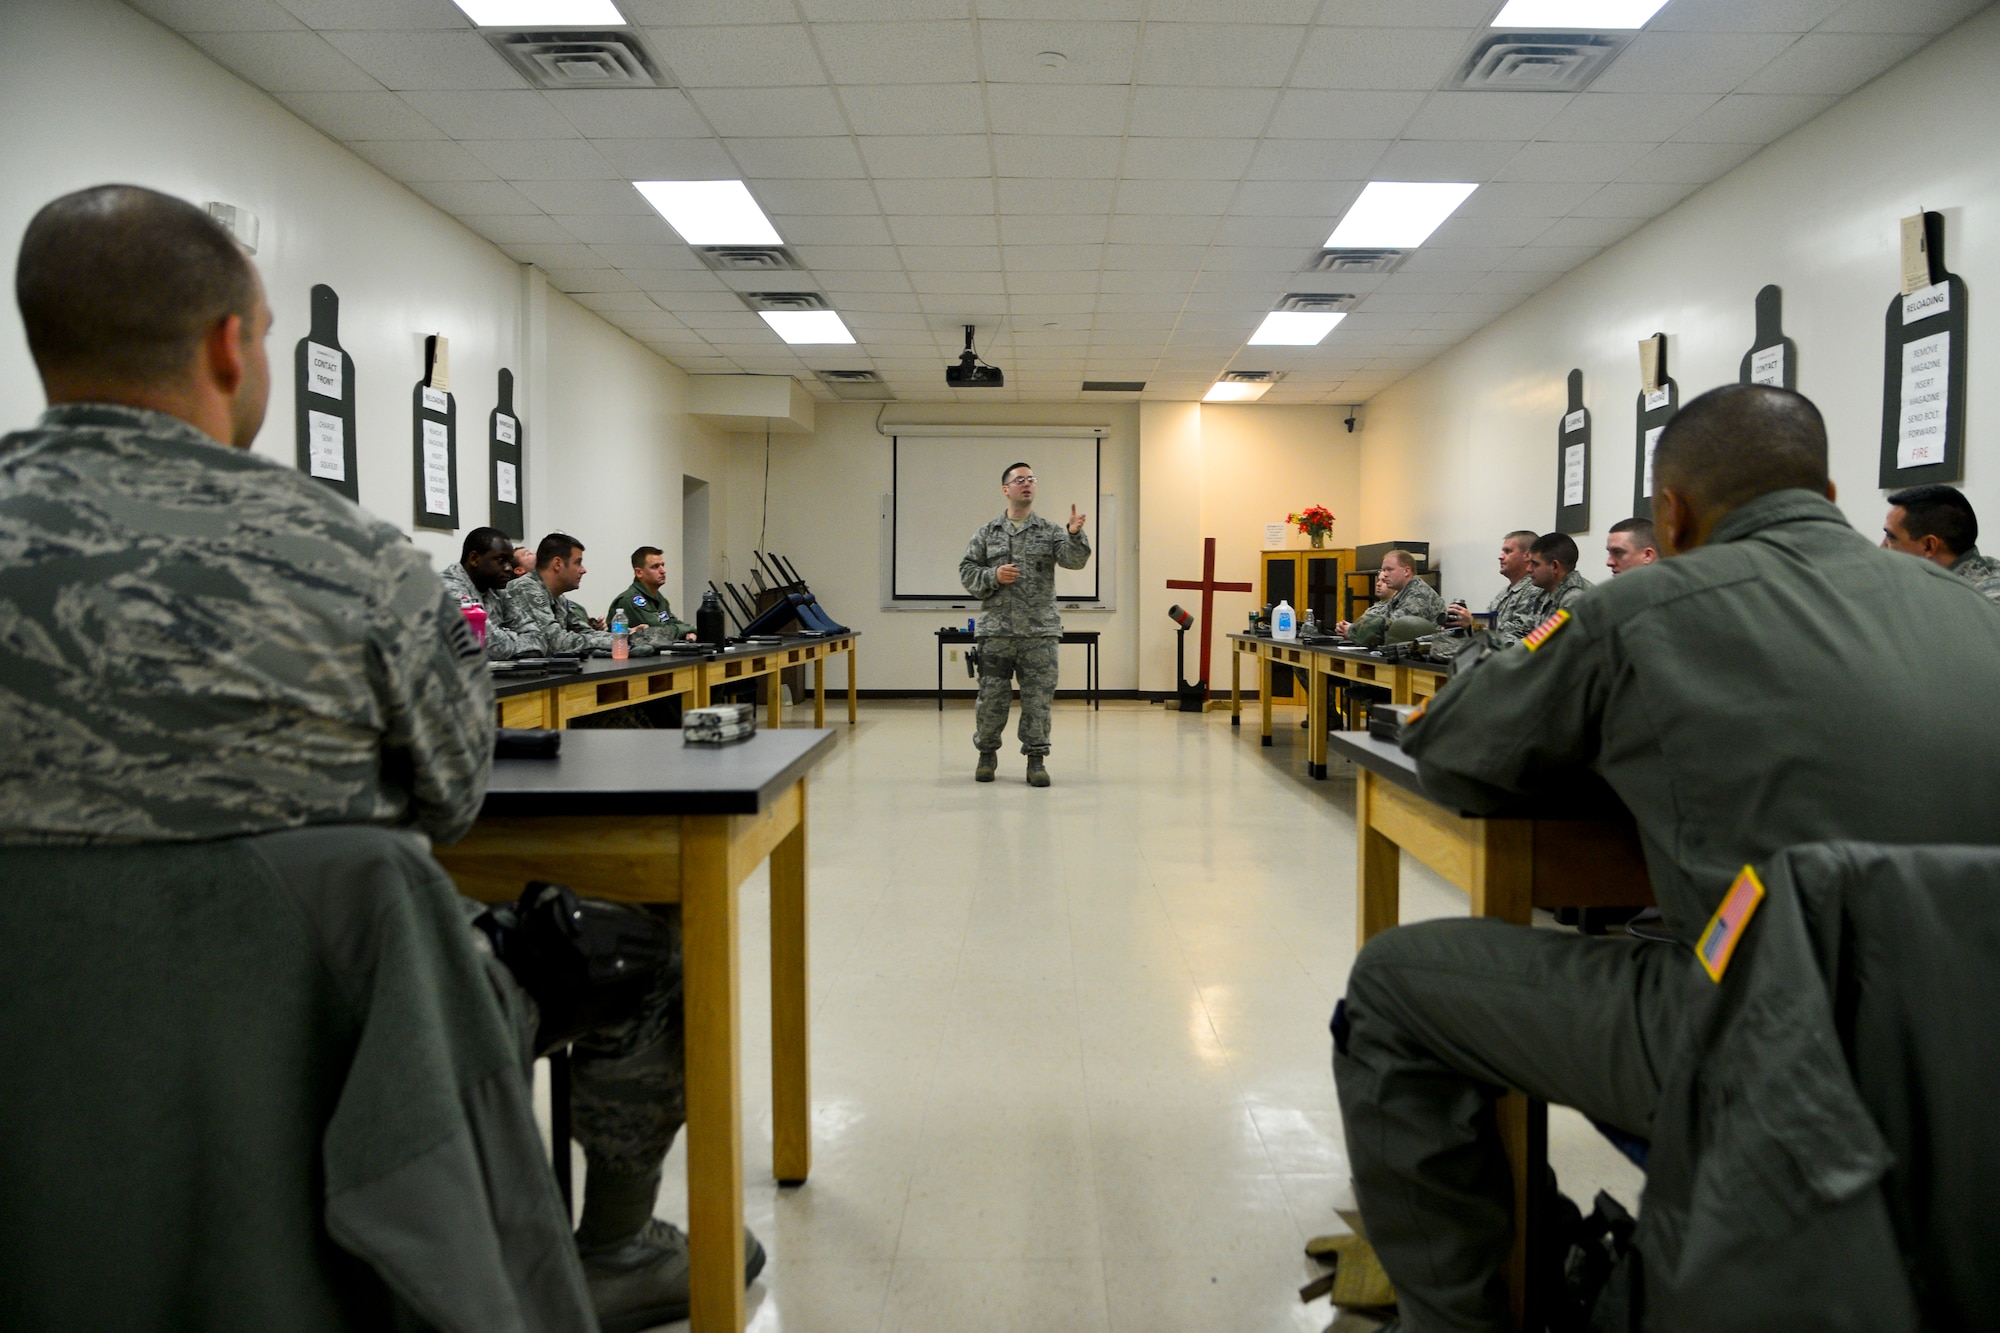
[1005,474,1036,485]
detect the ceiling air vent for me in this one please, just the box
[1274,292,1358,313]
[737,291,830,313]
[1221,370,1283,384]
[1081,381,1146,393]
[697,245,803,272]
[484,30,666,90]
[1449,31,1631,93]
[815,370,894,401]
[1303,249,1405,275]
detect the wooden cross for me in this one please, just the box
[1166,537,1253,692]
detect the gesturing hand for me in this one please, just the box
[1068,504,1087,534]
[996,563,1021,585]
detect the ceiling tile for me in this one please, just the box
[1371,138,1525,181]
[1425,214,1553,247]
[1008,270,1102,294]
[752,178,882,213]
[321,31,523,90]
[999,215,1111,244]
[646,25,827,87]
[689,87,847,136]
[1137,24,1306,86]
[1097,268,1198,292]
[1589,31,1799,94]
[398,91,576,139]
[539,90,711,138]
[275,90,441,139]
[1002,244,1105,270]
[1121,137,1258,180]
[1454,180,1597,216]
[814,21,979,83]
[724,136,867,177]
[1229,179,1364,217]
[858,135,990,176]
[904,245,1000,271]
[406,179,537,212]
[1292,26,1466,90]
[1007,294,1100,315]
[126,0,304,30]
[836,83,985,135]
[1647,0,1845,31]
[791,244,904,269]
[1244,139,1386,180]
[1404,92,1572,141]
[543,268,639,293]
[1671,92,1837,142]
[513,179,653,214]
[557,214,681,244]
[1211,215,1328,247]
[1396,246,1512,271]
[771,215,895,244]
[467,139,617,180]
[1103,243,1209,268]
[978,20,1140,83]
[589,137,737,177]
[799,0,971,17]
[460,214,572,245]
[272,0,468,26]
[1265,89,1425,140]
[1150,0,1321,18]
[1495,140,1652,183]
[349,138,493,180]
[1497,244,1603,271]
[1538,92,1721,142]
[995,178,1115,213]
[1124,86,1274,137]
[1535,215,1646,247]
[1618,139,1759,182]
[876,177,995,212]
[186,31,381,91]
[1816,0,1992,33]
[1106,214,1218,244]
[592,243,708,267]
[1569,180,1698,216]
[574,291,665,312]
[1442,289,1531,313]
[986,84,1130,135]
[507,241,612,269]
[1113,179,1237,214]
[991,135,1125,178]
[892,214,998,245]
[1738,31,1928,94]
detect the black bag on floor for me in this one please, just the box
[1536,1169,1643,1333]
[474,880,680,1054]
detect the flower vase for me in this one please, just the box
[1309,531,1325,549]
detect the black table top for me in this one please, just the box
[935,628,1099,642]
[1227,633,1451,676]
[480,728,838,817]
[488,632,857,699]
[1328,730,1633,824]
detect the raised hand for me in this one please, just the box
[1068,504,1087,534]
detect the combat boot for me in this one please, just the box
[1026,755,1050,787]
[579,1217,768,1333]
[975,751,998,782]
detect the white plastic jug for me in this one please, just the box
[1271,599,1298,640]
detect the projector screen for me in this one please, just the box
[892,434,1101,602]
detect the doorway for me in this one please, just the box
[682,475,710,617]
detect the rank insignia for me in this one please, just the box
[1521,609,1571,652]
[1696,865,1767,983]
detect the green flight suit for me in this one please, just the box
[606,579,692,640]
[1334,490,2000,1333]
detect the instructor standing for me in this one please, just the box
[959,462,1091,786]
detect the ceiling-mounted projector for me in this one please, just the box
[946,324,1004,388]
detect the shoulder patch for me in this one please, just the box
[1696,865,1767,983]
[1521,609,1571,652]
[631,594,647,606]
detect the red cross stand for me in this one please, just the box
[1166,537,1253,708]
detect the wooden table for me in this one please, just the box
[933,628,1101,711]
[490,633,859,732]
[1226,635,1449,778]
[1328,730,1654,1331]
[434,729,837,1333]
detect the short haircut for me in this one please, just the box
[1653,384,1827,514]
[16,184,258,386]
[1001,461,1032,484]
[631,545,663,569]
[1887,483,1977,556]
[461,526,513,560]
[1503,529,1538,547]
[1608,517,1657,548]
[1531,532,1579,571]
[536,532,583,569]
[1381,548,1417,570]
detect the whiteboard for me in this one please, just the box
[891,434,1100,601]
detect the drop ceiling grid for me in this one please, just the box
[133,0,1994,401]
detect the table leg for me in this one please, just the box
[1231,646,1241,726]
[1308,665,1328,779]
[1259,654,1274,747]
[814,657,826,729]
[681,816,747,1333]
[1467,818,1537,1332]
[847,642,858,725]
[695,664,712,709]
[770,783,811,1185]
[1391,667,1415,707]
[936,636,944,713]
[1356,769,1401,947]
[766,671,783,731]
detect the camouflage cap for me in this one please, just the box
[1386,614,1441,645]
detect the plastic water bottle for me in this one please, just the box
[459,598,487,648]
[1272,599,1298,641]
[610,606,629,660]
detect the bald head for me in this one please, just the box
[1653,384,1828,518]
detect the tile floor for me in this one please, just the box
[560,698,1642,1332]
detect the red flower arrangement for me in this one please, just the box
[1287,505,1335,536]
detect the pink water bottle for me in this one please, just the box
[460,599,488,647]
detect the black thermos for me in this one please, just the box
[697,590,727,646]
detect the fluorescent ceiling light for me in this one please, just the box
[1248,311,1346,346]
[1490,0,1671,28]
[450,0,625,24]
[1203,381,1271,403]
[1326,182,1478,249]
[760,311,855,345]
[633,180,781,246]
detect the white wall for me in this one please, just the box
[1357,7,2000,609]
[0,0,720,596]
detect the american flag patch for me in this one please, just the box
[1521,609,1571,652]
[1696,865,1767,983]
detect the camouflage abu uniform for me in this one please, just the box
[1950,545,2000,604]
[440,558,540,661]
[0,404,492,845]
[1348,575,1446,639]
[1420,574,1543,657]
[499,571,657,657]
[1532,566,1594,618]
[959,512,1090,756]
[606,579,692,639]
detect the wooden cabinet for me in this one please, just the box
[1259,548,1352,701]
